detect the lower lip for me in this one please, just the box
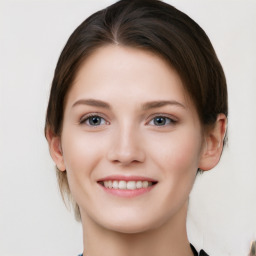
[99,184,155,198]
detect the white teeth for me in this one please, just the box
[118,180,126,189]
[142,181,148,188]
[136,181,142,189]
[104,181,112,188]
[108,181,112,188]
[113,180,119,189]
[127,181,136,190]
[102,180,154,190]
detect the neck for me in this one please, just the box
[81,202,194,256]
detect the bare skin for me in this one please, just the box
[48,45,226,256]
[81,201,192,256]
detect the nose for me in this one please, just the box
[107,124,146,166]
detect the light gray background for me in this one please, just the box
[0,0,255,255]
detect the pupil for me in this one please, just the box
[154,117,166,125]
[89,116,101,125]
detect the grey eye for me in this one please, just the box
[84,116,107,126]
[149,116,172,126]
[153,117,167,126]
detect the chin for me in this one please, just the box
[95,210,167,234]
[105,221,156,234]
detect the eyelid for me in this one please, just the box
[146,113,178,125]
[79,112,110,125]
[78,112,178,126]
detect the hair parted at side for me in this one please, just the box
[45,0,228,221]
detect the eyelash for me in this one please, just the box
[79,113,177,127]
[147,114,177,127]
[80,113,109,127]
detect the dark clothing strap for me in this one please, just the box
[190,243,209,256]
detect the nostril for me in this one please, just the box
[111,158,143,166]
[107,139,146,165]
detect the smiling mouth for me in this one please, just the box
[98,180,158,190]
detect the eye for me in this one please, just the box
[80,115,108,126]
[148,116,176,126]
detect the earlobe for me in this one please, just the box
[46,128,66,171]
[199,114,227,171]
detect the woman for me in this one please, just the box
[45,0,228,255]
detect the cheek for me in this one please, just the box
[60,127,106,185]
[60,127,108,205]
[140,130,203,225]
[173,139,200,170]
[150,129,202,177]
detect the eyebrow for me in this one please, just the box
[72,99,111,109]
[141,100,186,110]
[72,99,186,110]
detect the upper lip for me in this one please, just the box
[97,175,158,182]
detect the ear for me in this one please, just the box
[46,127,66,171]
[198,114,227,171]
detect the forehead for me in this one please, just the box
[66,45,196,113]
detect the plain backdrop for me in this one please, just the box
[0,0,256,255]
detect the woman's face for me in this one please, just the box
[59,45,205,233]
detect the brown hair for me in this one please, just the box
[45,0,228,220]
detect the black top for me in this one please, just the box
[190,244,209,256]
[79,244,209,256]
